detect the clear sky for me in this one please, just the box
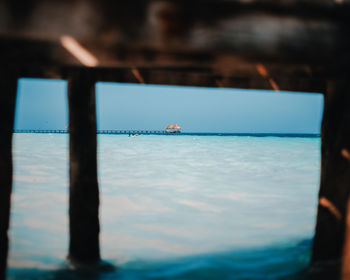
[15,78,324,133]
[15,79,68,130]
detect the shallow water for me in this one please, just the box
[8,134,320,279]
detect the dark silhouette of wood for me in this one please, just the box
[1,1,350,68]
[0,70,17,280]
[67,68,100,266]
[0,0,349,277]
[311,80,350,277]
[343,196,350,280]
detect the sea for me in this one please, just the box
[7,133,321,280]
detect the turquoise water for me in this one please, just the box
[8,134,320,279]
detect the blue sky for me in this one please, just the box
[15,78,324,133]
[15,79,68,130]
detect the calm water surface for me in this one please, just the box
[8,134,320,279]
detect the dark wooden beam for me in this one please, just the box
[1,1,350,65]
[67,68,100,266]
[65,66,326,93]
[4,64,322,93]
[0,69,17,280]
[311,79,350,277]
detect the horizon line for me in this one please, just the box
[13,129,320,138]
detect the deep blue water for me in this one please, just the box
[7,134,321,279]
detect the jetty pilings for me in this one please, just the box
[0,70,17,280]
[311,80,350,277]
[67,69,100,265]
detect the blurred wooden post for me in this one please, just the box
[343,198,350,280]
[312,80,350,275]
[341,81,350,278]
[0,71,17,280]
[67,69,100,266]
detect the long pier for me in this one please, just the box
[14,129,68,134]
[13,129,168,135]
[13,129,320,138]
[98,130,166,135]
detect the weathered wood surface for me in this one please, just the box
[311,80,350,278]
[0,0,350,69]
[0,70,17,280]
[0,0,348,95]
[0,36,328,93]
[67,68,100,265]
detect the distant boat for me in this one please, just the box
[165,124,181,133]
